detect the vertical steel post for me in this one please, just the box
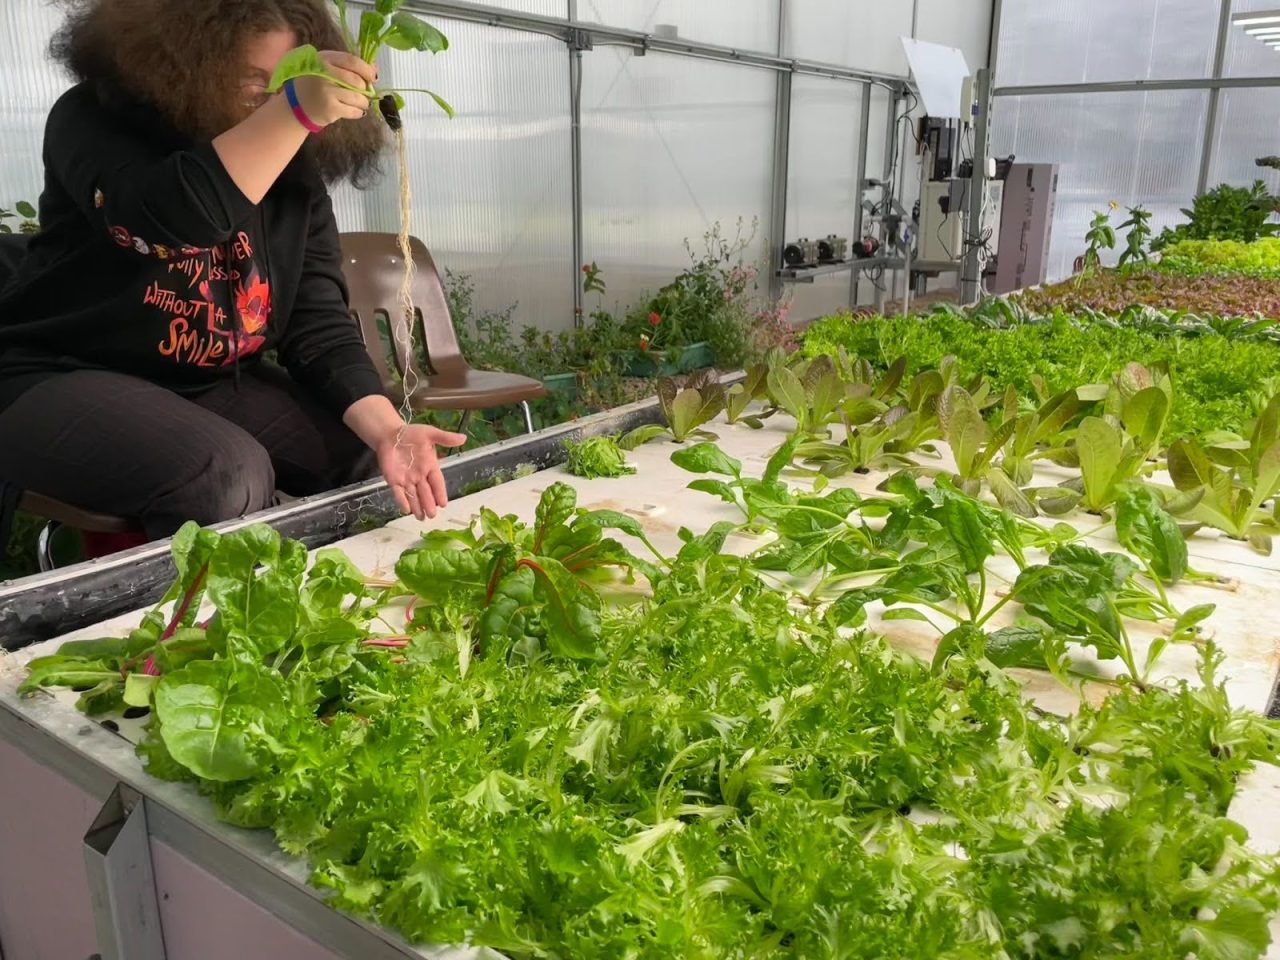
[849,83,872,307]
[960,67,991,304]
[1198,0,1233,196]
[768,2,792,305]
[568,0,587,327]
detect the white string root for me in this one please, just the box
[392,125,419,473]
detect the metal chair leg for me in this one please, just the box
[520,401,535,435]
[36,521,60,573]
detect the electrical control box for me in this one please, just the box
[919,180,964,263]
[992,163,1059,294]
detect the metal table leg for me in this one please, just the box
[83,784,167,960]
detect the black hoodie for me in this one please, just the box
[0,81,385,415]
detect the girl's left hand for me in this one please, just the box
[376,423,468,520]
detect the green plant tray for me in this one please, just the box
[625,341,714,378]
[542,372,579,396]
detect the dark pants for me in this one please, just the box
[0,366,378,539]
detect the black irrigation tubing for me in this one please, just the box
[0,397,668,652]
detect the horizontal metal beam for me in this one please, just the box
[995,74,1280,97]
[393,0,911,88]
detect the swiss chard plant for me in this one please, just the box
[268,0,454,121]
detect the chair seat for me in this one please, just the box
[402,369,548,411]
[17,491,140,534]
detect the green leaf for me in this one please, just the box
[1173,603,1216,637]
[358,10,386,60]
[302,547,368,620]
[384,12,449,53]
[396,547,489,599]
[207,526,300,660]
[154,628,219,673]
[154,661,285,782]
[269,45,361,95]
[520,559,601,660]
[618,424,668,450]
[938,495,994,574]
[1121,386,1170,454]
[984,624,1049,668]
[988,469,1037,518]
[670,442,742,478]
[571,509,645,543]
[15,200,36,219]
[564,436,634,479]
[478,565,537,652]
[123,672,159,709]
[1181,901,1271,960]
[764,432,802,484]
[931,623,984,670]
[668,387,724,441]
[19,657,120,696]
[940,386,987,478]
[687,479,738,504]
[881,608,932,624]
[1115,487,1187,584]
[1076,416,1123,510]
[768,366,807,422]
[1167,437,1214,493]
[534,482,578,550]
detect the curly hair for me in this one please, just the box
[50,0,386,186]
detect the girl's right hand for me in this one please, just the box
[292,52,378,127]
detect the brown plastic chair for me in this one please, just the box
[13,491,142,572]
[339,232,546,435]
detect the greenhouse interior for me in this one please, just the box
[3,0,1280,957]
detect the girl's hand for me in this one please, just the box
[376,423,469,521]
[293,51,378,126]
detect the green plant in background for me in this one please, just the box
[802,310,1280,440]
[620,219,769,372]
[268,0,454,118]
[1158,238,1280,279]
[1152,180,1280,251]
[1117,204,1153,267]
[1079,206,1118,280]
[0,200,38,235]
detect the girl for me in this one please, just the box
[0,0,464,539]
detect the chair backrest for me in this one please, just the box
[337,232,467,390]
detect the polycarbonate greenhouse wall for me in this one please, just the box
[991,0,1280,283]
[0,0,994,331]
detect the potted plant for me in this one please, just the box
[0,201,38,235]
